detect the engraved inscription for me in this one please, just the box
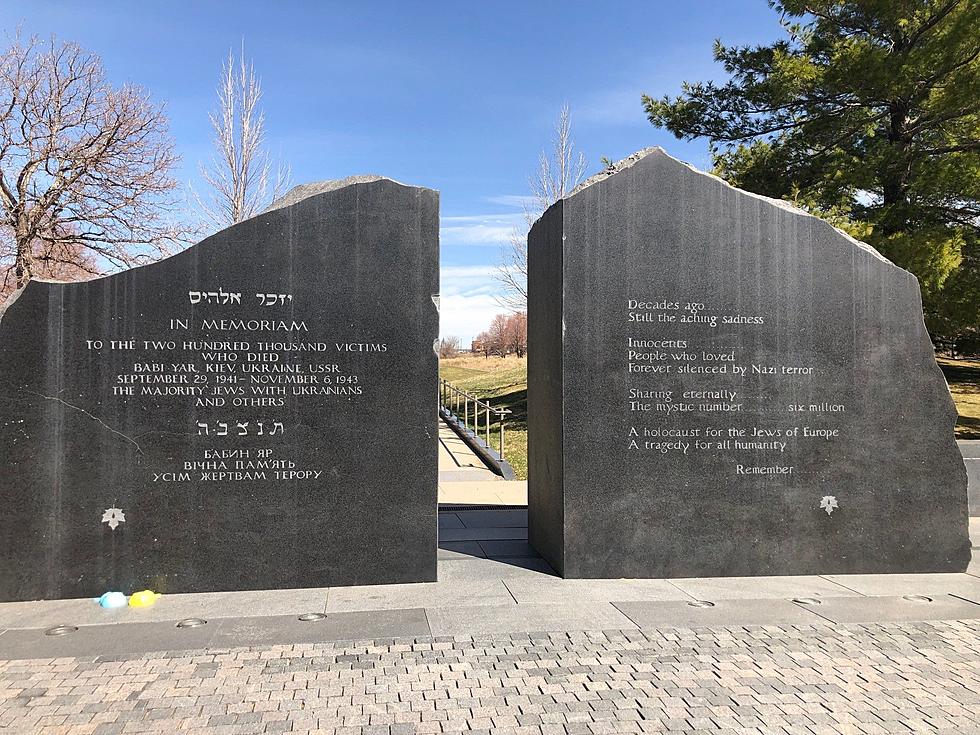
[624,297,843,477]
[83,288,388,486]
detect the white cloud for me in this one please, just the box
[440,212,526,247]
[483,194,536,209]
[436,201,529,340]
[439,292,505,345]
[439,264,510,343]
[855,189,879,207]
[441,264,501,300]
[441,264,497,282]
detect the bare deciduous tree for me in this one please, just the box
[504,311,527,358]
[0,35,189,290]
[195,45,288,229]
[495,104,587,310]
[437,335,462,359]
[474,331,493,359]
[478,312,529,358]
[486,314,510,357]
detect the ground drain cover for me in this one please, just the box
[687,600,715,608]
[439,504,527,512]
[176,618,207,628]
[44,625,77,636]
[903,595,934,603]
[792,597,822,605]
[298,613,327,621]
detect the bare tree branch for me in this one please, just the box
[494,104,587,311]
[193,43,290,230]
[0,223,99,299]
[0,34,191,290]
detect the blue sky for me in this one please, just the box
[4,1,785,342]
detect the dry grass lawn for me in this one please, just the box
[938,357,980,439]
[440,354,528,479]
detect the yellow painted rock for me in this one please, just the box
[128,590,160,607]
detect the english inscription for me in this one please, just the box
[623,297,839,477]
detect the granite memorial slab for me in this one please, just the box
[0,175,439,601]
[528,148,971,578]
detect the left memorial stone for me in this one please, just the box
[0,176,439,601]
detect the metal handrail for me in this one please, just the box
[439,378,511,461]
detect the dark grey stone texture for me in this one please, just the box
[528,148,970,578]
[0,177,439,601]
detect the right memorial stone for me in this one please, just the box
[528,147,971,578]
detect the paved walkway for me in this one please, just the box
[438,482,527,506]
[2,621,979,734]
[438,417,523,503]
[438,423,500,483]
[1,514,978,733]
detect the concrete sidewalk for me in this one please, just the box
[438,481,527,505]
[438,416,524,503]
[438,422,500,483]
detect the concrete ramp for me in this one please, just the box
[438,421,500,482]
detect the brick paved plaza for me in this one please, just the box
[2,620,979,735]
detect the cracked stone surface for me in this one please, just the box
[1,620,978,734]
[0,177,440,601]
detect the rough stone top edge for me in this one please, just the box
[262,174,428,214]
[568,146,664,197]
[0,271,102,323]
[0,284,26,322]
[0,173,431,309]
[568,147,894,268]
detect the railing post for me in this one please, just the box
[439,379,512,471]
